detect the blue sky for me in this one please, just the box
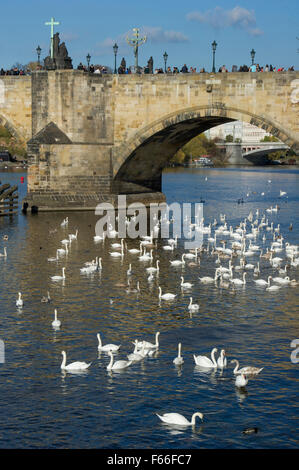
[1,0,298,70]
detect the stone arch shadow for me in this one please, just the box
[112,105,299,194]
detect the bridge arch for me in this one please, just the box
[0,113,25,142]
[112,105,299,194]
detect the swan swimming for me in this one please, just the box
[188,297,199,312]
[235,373,248,388]
[0,247,7,258]
[16,292,23,307]
[52,309,61,328]
[156,411,203,426]
[97,333,120,352]
[217,349,227,368]
[106,351,132,371]
[51,267,66,281]
[180,277,193,289]
[135,332,160,350]
[158,286,176,301]
[60,351,91,371]
[193,348,218,368]
[173,343,184,365]
[230,359,263,376]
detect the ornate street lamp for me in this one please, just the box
[250,48,256,65]
[163,51,168,73]
[86,53,91,72]
[212,40,217,73]
[113,43,118,74]
[36,45,42,66]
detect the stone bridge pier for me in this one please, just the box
[11,70,298,211]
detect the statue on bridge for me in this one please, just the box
[44,32,73,70]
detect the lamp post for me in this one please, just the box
[113,43,118,74]
[36,45,41,66]
[86,53,91,72]
[250,48,256,65]
[212,40,217,73]
[163,51,168,73]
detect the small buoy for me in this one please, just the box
[20,177,24,184]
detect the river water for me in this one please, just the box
[0,166,298,449]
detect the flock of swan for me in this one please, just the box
[1,195,298,429]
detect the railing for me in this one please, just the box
[0,183,18,216]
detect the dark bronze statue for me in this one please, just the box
[44,32,73,70]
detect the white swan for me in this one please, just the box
[180,277,193,289]
[235,373,248,388]
[16,292,23,307]
[52,309,61,328]
[57,245,68,255]
[156,411,203,426]
[97,333,120,352]
[199,268,220,283]
[158,286,176,301]
[60,351,91,371]
[111,238,124,249]
[230,359,263,376]
[173,343,184,365]
[254,276,271,287]
[230,272,246,286]
[0,247,7,258]
[127,264,133,276]
[127,341,146,361]
[272,276,290,285]
[193,348,218,368]
[146,260,160,274]
[69,229,78,240]
[170,254,185,266]
[51,267,66,281]
[128,242,142,254]
[106,351,132,371]
[110,243,124,257]
[188,297,199,312]
[162,244,174,251]
[135,332,160,350]
[139,248,152,261]
[48,250,59,262]
[217,349,227,368]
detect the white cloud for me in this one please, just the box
[186,5,263,35]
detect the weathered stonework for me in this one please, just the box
[0,71,298,210]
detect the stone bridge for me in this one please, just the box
[0,71,298,210]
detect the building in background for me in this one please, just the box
[206,121,272,143]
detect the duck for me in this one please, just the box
[51,267,66,281]
[158,286,176,301]
[41,291,51,303]
[52,309,61,328]
[156,411,203,426]
[217,349,227,368]
[230,359,263,376]
[188,297,199,312]
[173,343,184,365]
[60,351,91,371]
[193,348,218,368]
[106,351,132,371]
[16,292,23,307]
[97,333,120,352]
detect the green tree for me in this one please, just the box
[225,134,234,142]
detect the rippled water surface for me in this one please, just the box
[0,166,298,448]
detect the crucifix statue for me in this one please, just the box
[45,17,60,59]
[126,28,146,71]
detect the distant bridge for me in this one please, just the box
[217,142,291,165]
